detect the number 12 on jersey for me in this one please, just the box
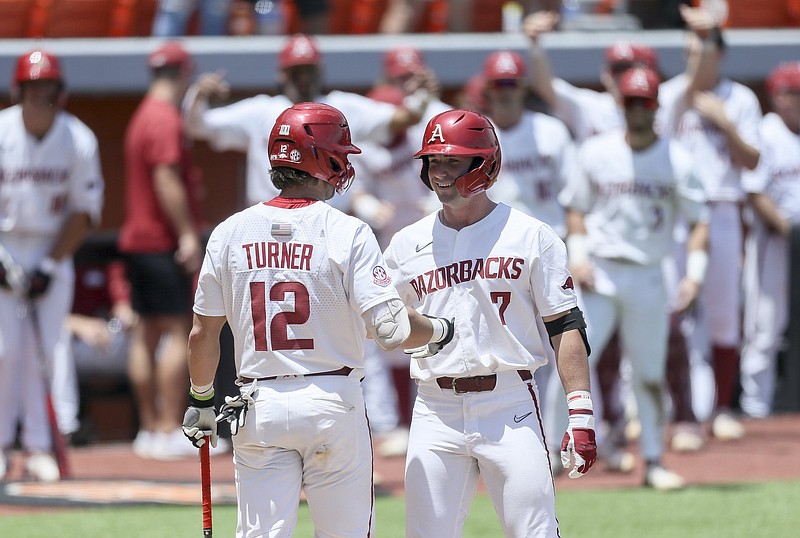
[250,281,314,351]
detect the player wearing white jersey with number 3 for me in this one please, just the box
[180,103,454,537]
[550,68,710,491]
[384,110,595,537]
[0,50,104,482]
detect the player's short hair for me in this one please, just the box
[270,166,314,191]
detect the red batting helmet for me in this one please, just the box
[483,50,526,81]
[14,50,62,85]
[268,103,362,194]
[384,46,425,79]
[766,62,800,95]
[279,34,321,69]
[414,109,502,198]
[618,67,660,100]
[605,42,658,71]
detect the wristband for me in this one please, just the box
[685,249,708,285]
[566,390,593,412]
[191,381,214,396]
[39,257,57,275]
[427,317,446,344]
[566,234,590,266]
[189,385,215,408]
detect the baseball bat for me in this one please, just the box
[29,303,71,479]
[200,438,213,537]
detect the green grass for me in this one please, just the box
[3,480,798,537]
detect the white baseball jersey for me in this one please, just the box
[196,91,397,205]
[488,109,576,237]
[384,203,577,381]
[742,112,800,221]
[0,105,104,264]
[194,199,400,379]
[552,78,624,142]
[560,130,708,265]
[658,75,762,202]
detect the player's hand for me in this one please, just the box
[195,70,230,100]
[182,389,218,449]
[679,4,716,40]
[175,232,203,274]
[673,277,701,314]
[560,390,597,479]
[216,389,256,436]
[523,10,560,43]
[570,262,595,292]
[404,316,455,360]
[692,92,731,130]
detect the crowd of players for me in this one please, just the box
[1,4,798,494]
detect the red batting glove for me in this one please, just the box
[560,390,597,478]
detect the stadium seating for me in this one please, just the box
[109,0,159,37]
[29,0,116,38]
[0,0,33,38]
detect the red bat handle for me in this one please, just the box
[200,439,212,537]
[46,397,70,479]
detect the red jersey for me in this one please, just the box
[118,96,203,253]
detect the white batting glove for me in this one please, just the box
[560,390,597,479]
[182,388,218,449]
[404,316,455,360]
[216,386,256,436]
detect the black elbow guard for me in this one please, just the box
[544,307,591,356]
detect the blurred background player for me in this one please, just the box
[739,62,800,419]
[658,20,762,440]
[184,33,430,207]
[551,67,709,490]
[118,42,207,460]
[0,49,104,481]
[180,102,455,537]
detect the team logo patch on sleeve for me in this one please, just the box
[562,276,574,290]
[372,265,392,287]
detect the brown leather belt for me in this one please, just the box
[436,370,532,394]
[241,366,352,383]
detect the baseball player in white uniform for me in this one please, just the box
[482,50,575,245]
[184,33,430,206]
[180,103,454,537]
[739,62,800,418]
[0,50,104,482]
[551,68,709,490]
[384,109,596,537]
[658,27,762,438]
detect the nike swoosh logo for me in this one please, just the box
[415,241,433,253]
[513,412,533,423]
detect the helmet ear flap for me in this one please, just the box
[419,157,433,191]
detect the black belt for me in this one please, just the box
[241,366,352,383]
[436,370,532,394]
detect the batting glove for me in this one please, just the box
[560,390,597,479]
[0,256,26,295]
[216,383,256,436]
[182,388,218,449]
[404,315,455,360]
[26,257,57,301]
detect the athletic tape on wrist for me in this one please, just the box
[566,234,589,266]
[685,249,708,285]
[566,390,593,412]
[39,257,57,275]
[428,317,446,344]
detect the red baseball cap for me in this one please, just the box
[14,50,62,85]
[605,41,658,70]
[279,34,321,69]
[618,67,660,100]
[148,42,193,71]
[483,51,526,81]
[766,62,800,95]
[384,46,425,79]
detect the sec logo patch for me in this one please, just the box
[372,265,392,287]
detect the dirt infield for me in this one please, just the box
[2,413,798,515]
